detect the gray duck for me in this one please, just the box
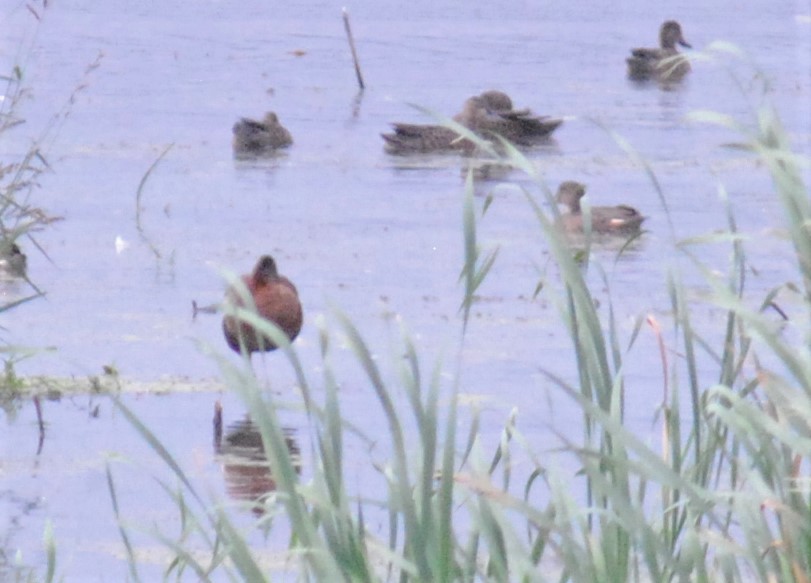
[626,20,692,82]
[233,112,293,157]
[0,242,27,279]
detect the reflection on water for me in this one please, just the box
[213,406,300,515]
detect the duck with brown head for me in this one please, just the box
[626,20,692,82]
[222,255,303,356]
[556,181,645,236]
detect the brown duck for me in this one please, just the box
[382,91,563,154]
[222,255,303,355]
[626,21,692,82]
[556,181,645,235]
[381,96,487,155]
[232,112,293,157]
[473,90,563,144]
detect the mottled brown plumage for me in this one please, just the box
[222,255,302,355]
[626,21,692,82]
[382,90,562,154]
[472,90,563,144]
[382,97,486,154]
[232,112,292,157]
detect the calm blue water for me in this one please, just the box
[1,0,810,579]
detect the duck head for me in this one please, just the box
[660,20,691,50]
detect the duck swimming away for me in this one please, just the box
[626,20,692,82]
[222,255,303,356]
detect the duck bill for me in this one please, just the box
[679,39,692,49]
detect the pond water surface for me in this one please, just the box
[1,0,810,579]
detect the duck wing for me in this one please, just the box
[233,118,267,134]
[234,119,292,150]
[382,123,464,154]
[592,205,645,232]
[630,47,664,61]
[479,110,563,141]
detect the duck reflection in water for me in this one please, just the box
[213,402,301,515]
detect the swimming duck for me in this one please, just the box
[556,181,645,235]
[232,112,293,157]
[473,90,563,143]
[382,91,562,154]
[626,21,692,82]
[0,242,27,278]
[381,96,487,155]
[222,255,303,355]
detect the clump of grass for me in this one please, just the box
[505,48,811,580]
[0,5,57,283]
[1,4,100,302]
[0,11,51,318]
[107,49,811,582]
[1,5,102,392]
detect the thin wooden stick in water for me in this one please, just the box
[342,7,365,90]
